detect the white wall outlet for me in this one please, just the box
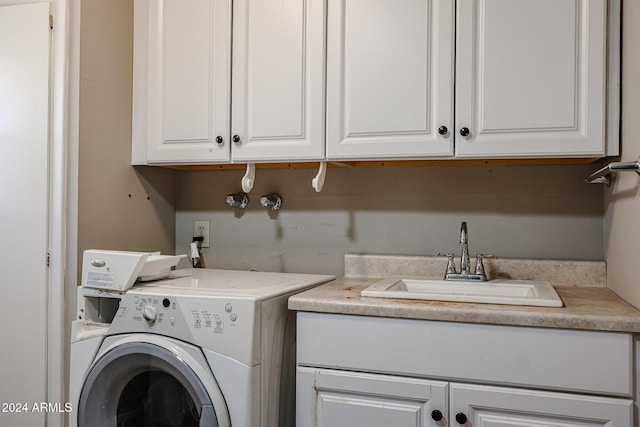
[194,220,210,248]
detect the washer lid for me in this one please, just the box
[131,268,335,300]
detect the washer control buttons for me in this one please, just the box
[162,298,170,308]
[230,313,238,322]
[224,303,233,313]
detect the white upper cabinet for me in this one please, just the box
[326,0,610,160]
[231,0,326,162]
[135,0,231,164]
[133,0,614,165]
[133,0,325,165]
[326,0,455,160]
[455,0,607,158]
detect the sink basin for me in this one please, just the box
[361,278,563,307]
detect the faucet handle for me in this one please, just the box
[446,253,457,275]
[474,254,496,278]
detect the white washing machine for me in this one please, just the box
[69,268,333,427]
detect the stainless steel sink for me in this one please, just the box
[361,278,563,307]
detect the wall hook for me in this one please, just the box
[242,163,256,193]
[312,162,327,192]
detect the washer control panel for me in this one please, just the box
[109,292,258,365]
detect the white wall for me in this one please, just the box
[604,0,640,309]
[176,164,603,277]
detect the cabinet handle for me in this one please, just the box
[455,413,468,425]
[438,126,448,136]
[232,135,241,144]
[431,410,443,421]
[459,127,470,137]
[215,136,224,145]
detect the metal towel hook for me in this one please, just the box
[585,157,640,187]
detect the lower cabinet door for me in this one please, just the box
[450,383,633,426]
[297,367,448,427]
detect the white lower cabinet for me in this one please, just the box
[450,383,631,427]
[297,368,631,426]
[297,368,448,427]
[296,313,635,426]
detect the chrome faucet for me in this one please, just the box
[444,221,494,282]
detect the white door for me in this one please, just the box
[231,0,326,162]
[450,383,632,426]
[326,0,454,160]
[455,0,606,158]
[297,367,449,427]
[0,2,50,426]
[144,0,231,164]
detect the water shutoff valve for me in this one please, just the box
[260,194,282,211]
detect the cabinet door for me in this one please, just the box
[326,0,454,160]
[450,383,632,426]
[455,0,606,158]
[231,0,326,162]
[297,367,448,427]
[140,0,231,164]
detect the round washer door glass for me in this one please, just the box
[78,342,220,427]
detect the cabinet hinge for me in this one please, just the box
[46,251,51,267]
[49,14,53,30]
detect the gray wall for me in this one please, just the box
[78,0,176,279]
[604,0,640,309]
[176,164,603,277]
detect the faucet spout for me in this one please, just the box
[443,221,490,282]
[459,221,470,274]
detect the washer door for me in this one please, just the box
[78,342,221,427]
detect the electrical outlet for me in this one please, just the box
[194,220,210,248]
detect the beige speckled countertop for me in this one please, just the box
[288,255,640,333]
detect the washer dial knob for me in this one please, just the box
[142,305,158,324]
